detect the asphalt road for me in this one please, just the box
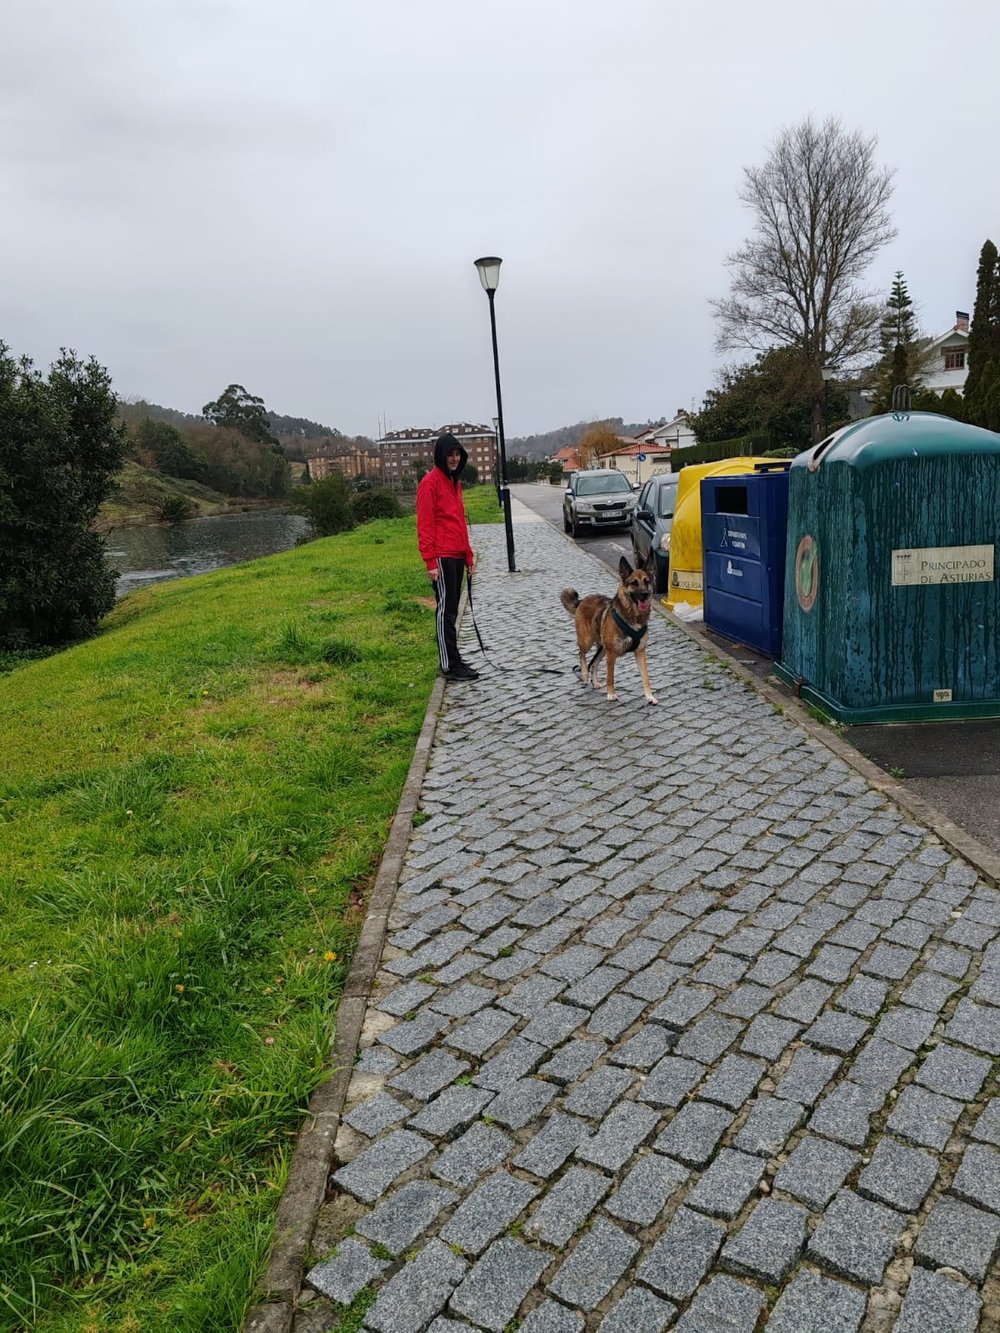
[511,481,1000,859]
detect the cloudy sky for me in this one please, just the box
[3,0,998,438]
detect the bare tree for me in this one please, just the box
[713,118,896,441]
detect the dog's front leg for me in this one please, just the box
[636,647,658,705]
[606,652,619,701]
[588,647,605,690]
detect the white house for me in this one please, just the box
[922,312,970,395]
[635,410,697,451]
[597,438,673,486]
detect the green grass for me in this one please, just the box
[0,513,475,1332]
[462,485,505,525]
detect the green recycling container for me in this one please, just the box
[775,411,1000,723]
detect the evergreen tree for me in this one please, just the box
[965,240,999,409]
[202,383,280,448]
[0,345,126,648]
[871,271,925,412]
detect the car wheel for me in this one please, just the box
[571,515,581,538]
[563,510,571,533]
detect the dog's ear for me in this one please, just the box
[618,555,633,580]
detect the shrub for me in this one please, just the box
[156,494,196,523]
[290,474,355,537]
[351,489,403,523]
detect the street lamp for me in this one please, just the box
[820,365,837,435]
[474,256,516,572]
[492,415,501,505]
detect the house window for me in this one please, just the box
[944,349,966,370]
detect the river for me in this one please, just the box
[106,509,309,599]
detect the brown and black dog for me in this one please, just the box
[560,555,658,704]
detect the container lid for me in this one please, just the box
[792,411,1000,474]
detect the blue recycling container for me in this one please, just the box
[775,411,1000,723]
[701,464,791,657]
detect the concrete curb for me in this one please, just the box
[656,600,1000,888]
[243,672,447,1333]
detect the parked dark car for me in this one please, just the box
[630,472,679,592]
[562,469,637,537]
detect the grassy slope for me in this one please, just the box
[0,502,495,1332]
[97,462,287,531]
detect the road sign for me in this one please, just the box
[637,452,646,462]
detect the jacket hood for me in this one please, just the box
[434,432,467,481]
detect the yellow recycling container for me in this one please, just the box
[665,457,777,610]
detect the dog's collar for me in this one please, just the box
[611,606,647,652]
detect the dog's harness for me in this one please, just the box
[609,606,648,653]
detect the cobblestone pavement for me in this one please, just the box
[297,506,1000,1332]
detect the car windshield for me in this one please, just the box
[657,483,678,518]
[577,473,632,496]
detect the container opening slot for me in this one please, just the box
[714,485,749,515]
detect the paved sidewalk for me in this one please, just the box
[298,505,1000,1332]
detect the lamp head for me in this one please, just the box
[474,256,502,293]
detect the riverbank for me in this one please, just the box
[95,462,293,533]
[1,506,499,1332]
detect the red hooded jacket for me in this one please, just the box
[416,436,475,574]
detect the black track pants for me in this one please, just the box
[433,557,466,672]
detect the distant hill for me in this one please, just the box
[117,397,342,440]
[508,418,667,460]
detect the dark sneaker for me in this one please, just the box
[444,663,479,681]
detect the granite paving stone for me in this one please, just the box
[972,1097,1000,1146]
[597,1287,676,1333]
[365,1238,466,1333]
[951,1141,1000,1215]
[674,1014,744,1064]
[808,1188,906,1283]
[733,1095,806,1157]
[836,975,890,1017]
[774,1049,841,1106]
[384,1025,471,1079]
[720,1197,808,1282]
[537,1038,606,1083]
[637,1206,727,1301]
[803,1010,870,1054]
[766,1269,867,1332]
[945,997,1000,1055]
[524,1165,611,1245]
[648,985,713,1030]
[448,1236,549,1332]
[886,1084,964,1151]
[547,1218,639,1311]
[306,1236,389,1304]
[916,1042,991,1100]
[564,1065,635,1117]
[775,979,835,1023]
[333,1129,433,1204]
[345,1092,410,1138]
[848,1037,915,1092]
[375,979,437,1016]
[440,1170,539,1254]
[774,1136,859,1209]
[739,1014,801,1061]
[894,1267,982,1333]
[874,1004,937,1051]
[913,1194,1000,1281]
[473,1036,548,1091]
[674,1275,765,1333]
[609,1024,677,1069]
[486,1076,558,1130]
[586,994,647,1039]
[497,974,565,1017]
[685,1147,765,1219]
[638,1055,706,1109]
[808,945,861,982]
[432,1122,513,1187]
[408,1085,494,1139]
[653,1101,734,1168]
[518,1302,584,1333]
[745,949,800,985]
[808,1079,884,1147]
[605,1151,688,1226]
[356,1180,458,1255]
[857,1136,938,1212]
[575,1099,660,1171]
[444,1006,519,1056]
[697,1055,765,1111]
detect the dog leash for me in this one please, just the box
[464,571,571,676]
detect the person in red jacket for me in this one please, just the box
[416,433,479,681]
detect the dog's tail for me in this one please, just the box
[560,588,580,616]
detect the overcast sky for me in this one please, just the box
[3,1,998,439]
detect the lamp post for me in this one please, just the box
[820,365,836,435]
[474,256,516,572]
[492,415,501,505]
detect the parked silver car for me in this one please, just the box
[563,469,637,537]
[630,472,679,592]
